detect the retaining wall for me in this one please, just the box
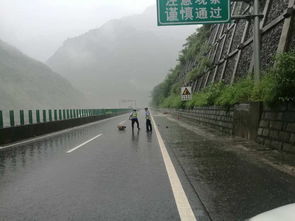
[169,106,234,135]
[163,102,295,153]
[257,103,295,153]
[181,0,295,90]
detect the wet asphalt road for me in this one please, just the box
[154,114,295,221]
[0,114,182,221]
[2,112,294,221]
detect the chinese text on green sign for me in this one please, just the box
[157,0,231,26]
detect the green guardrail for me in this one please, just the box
[0,108,130,128]
[29,110,33,124]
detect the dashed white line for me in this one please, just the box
[151,114,197,221]
[66,134,102,153]
[0,114,126,150]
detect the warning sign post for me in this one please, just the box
[181,87,192,101]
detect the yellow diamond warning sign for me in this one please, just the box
[182,88,191,96]
[181,87,192,101]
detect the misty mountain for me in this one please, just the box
[0,39,84,110]
[47,6,196,107]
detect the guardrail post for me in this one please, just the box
[20,110,25,125]
[73,109,76,118]
[63,109,66,120]
[67,109,70,119]
[54,110,58,121]
[0,110,3,129]
[43,110,47,122]
[9,110,15,127]
[49,110,52,122]
[59,110,62,120]
[28,110,33,124]
[36,110,40,123]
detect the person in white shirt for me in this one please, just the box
[144,107,152,132]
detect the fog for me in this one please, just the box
[0,0,155,61]
[0,0,196,108]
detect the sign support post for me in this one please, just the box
[232,0,263,85]
[253,0,261,84]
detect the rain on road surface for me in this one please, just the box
[0,113,206,221]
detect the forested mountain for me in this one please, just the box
[47,6,196,107]
[0,39,84,109]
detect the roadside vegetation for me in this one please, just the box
[151,25,211,107]
[151,24,295,109]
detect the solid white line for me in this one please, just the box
[66,134,102,153]
[151,114,197,221]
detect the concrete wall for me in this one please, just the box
[168,106,234,135]
[257,103,295,153]
[164,103,295,153]
[0,113,127,146]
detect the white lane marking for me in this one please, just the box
[119,120,126,125]
[0,114,126,150]
[66,134,102,153]
[151,115,197,221]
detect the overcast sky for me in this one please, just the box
[0,0,155,61]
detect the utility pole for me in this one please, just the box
[232,0,262,84]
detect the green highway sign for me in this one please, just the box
[157,0,231,26]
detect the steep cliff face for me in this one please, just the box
[0,40,84,109]
[186,0,293,92]
[47,6,196,107]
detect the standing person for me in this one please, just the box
[129,109,140,130]
[145,107,152,132]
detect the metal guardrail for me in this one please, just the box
[0,109,129,129]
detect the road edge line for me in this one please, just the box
[151,114,197,221]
